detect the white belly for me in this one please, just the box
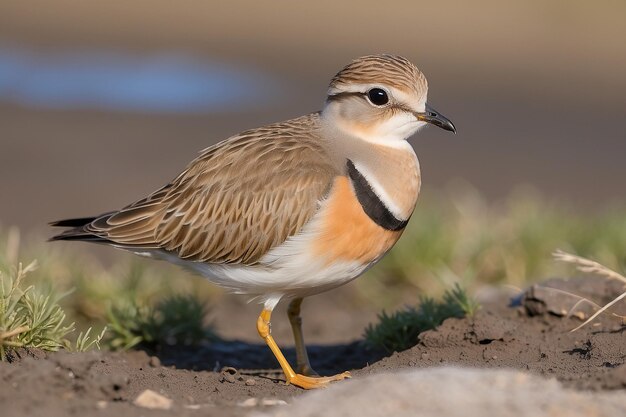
[136,213,371,310]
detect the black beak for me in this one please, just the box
[415,104,456,133]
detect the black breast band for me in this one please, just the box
[346,159,409,231]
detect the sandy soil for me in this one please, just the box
[2,276,624,417]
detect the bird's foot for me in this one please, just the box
[286,371,351,389]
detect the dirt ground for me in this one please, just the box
[1,276,624,417]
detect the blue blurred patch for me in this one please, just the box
[0,46,279,113]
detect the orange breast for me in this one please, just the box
[312,176,404,265]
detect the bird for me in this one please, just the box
[50,54,456,389]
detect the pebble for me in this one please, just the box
[133,389,173,410]
[222,374,236,383]
[239,398,288,407]
[220,366,239,383]
[149,356,161,368]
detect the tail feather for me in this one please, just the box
[48,213,113,243]
[49,216,99,228]
[48,232,108,242]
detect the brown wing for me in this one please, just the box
[85,114,337,265]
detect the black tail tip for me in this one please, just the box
[49,217,97,228]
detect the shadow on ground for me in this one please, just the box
[152,340,386,378]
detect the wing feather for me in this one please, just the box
[84,113,337,265]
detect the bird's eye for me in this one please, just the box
[366,88,389,106]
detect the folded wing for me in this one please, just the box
[52,114,337,265]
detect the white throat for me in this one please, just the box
[321,102,427,150]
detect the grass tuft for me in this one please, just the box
[72,326,107,352]
[106,294,218,350]
[363,283,479,353]
[0,260,105,360]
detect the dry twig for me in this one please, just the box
[553,249,626,332]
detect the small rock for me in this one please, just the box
[260,399,288,406]
[220,366,238,383]
[239,398,287,407]
[521,277,626,320]
[245,378,257,386]
[222,374,236,383]
[239,398,259,407]
[133,389,173,410]
[149,356,161,368]
[96,401,107,410]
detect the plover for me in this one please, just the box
[51,54,456,389]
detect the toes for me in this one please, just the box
[287,372,351,389]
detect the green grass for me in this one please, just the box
[106,294,218,350]
[363,283,479,353]
[0,260,105,360]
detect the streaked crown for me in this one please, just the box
[328,54,427,99]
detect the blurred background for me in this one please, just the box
[2,0,625,231]
[0,1,625,342]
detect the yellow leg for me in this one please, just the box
[257,308,351,389]
[287,298,318,376]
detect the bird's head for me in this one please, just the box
[322,54,456,146]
